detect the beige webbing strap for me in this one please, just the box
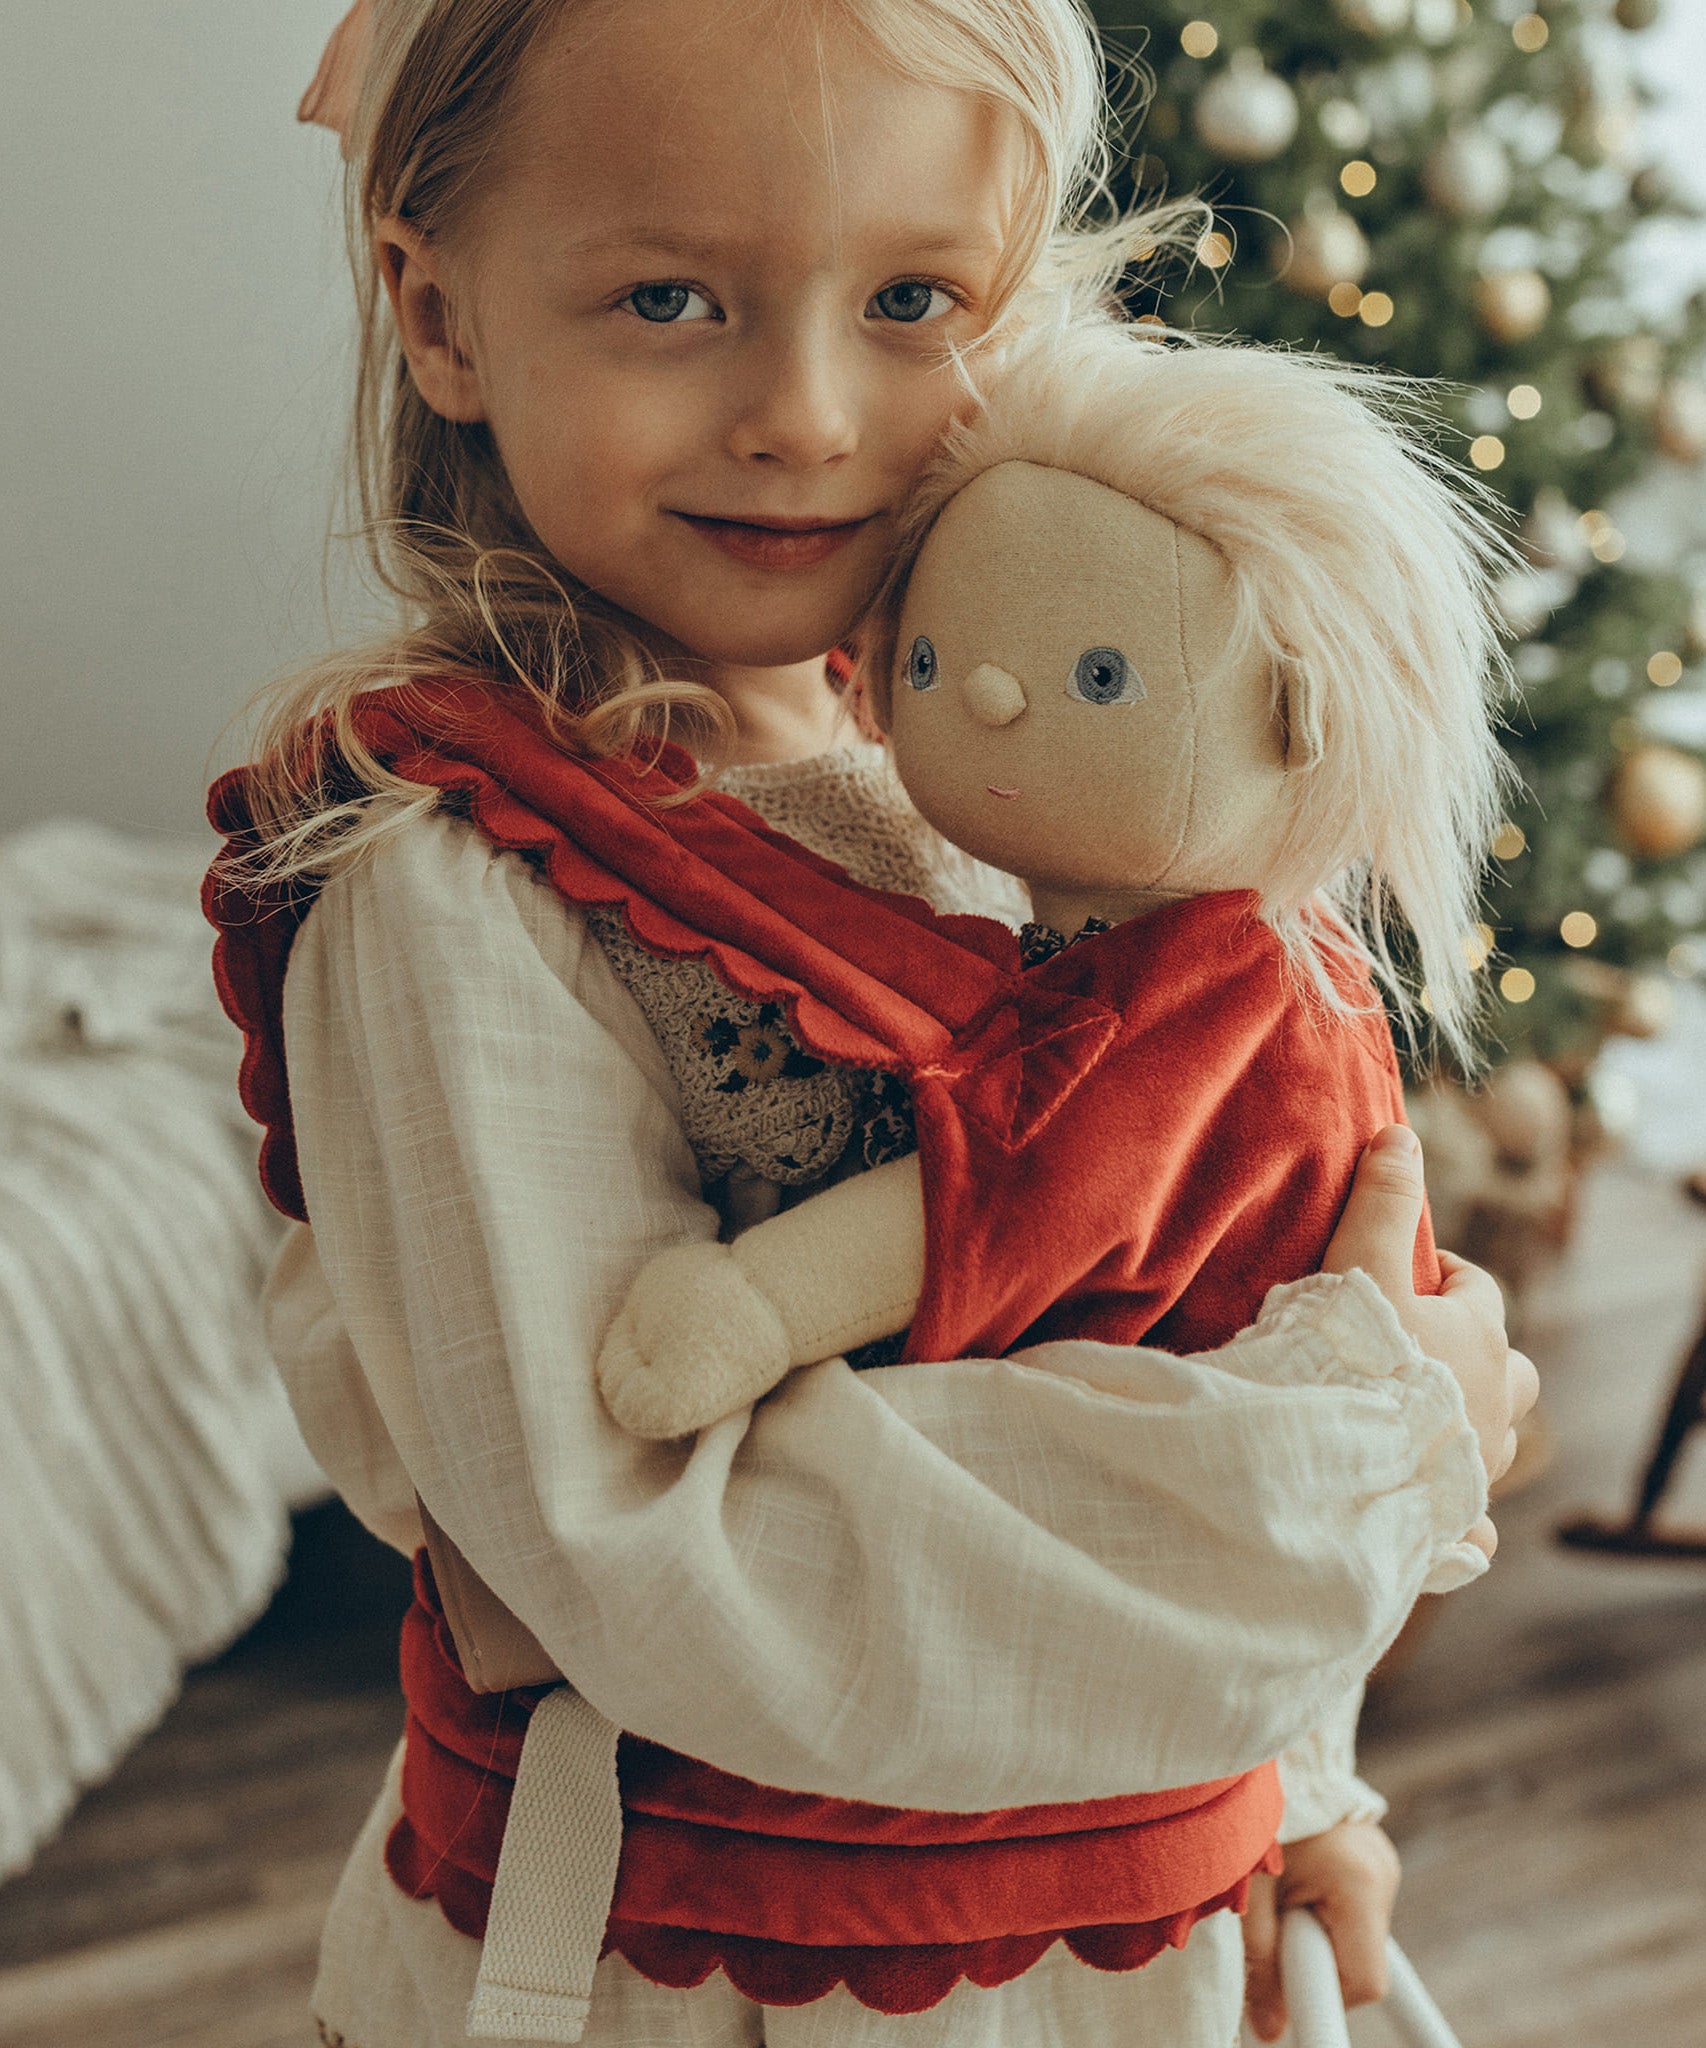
[466,1686,625,2043]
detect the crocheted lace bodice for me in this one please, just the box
[585,743,1027,1227]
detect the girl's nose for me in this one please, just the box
[729,338,859,468]
[962,663,1027,727]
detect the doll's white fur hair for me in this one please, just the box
[884,317,1515,1066]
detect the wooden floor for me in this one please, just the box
[2,1162,1704,2048]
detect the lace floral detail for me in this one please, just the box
[584,906,858,1188]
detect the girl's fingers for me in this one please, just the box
[1323,1126,1426,1300]
[1313,1889,1394,2010]
[1435,1252,1503,1315]
[1241,1871,1287,2043]
[1508,1347,1540,1426]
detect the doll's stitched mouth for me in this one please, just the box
[987,786,1022,799]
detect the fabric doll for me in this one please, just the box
[593,317,1509,1436]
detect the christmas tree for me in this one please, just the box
[1091,0,1706,1073]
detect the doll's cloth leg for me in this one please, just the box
[311,1745,763,2048]
[762,1912,1245,2048]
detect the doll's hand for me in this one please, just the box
[597,1242,792,1439]
[1242,1821,1401,2042]
[1325,1124,1539,1560]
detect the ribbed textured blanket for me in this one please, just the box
[0,821,315,1880]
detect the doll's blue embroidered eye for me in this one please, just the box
[1070,647,1142,705]
[907,637,940,690]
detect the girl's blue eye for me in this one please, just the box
[906,635,940,691]
[627,283,715,324]
[871,281,953,324]
[1069,647,1142,706]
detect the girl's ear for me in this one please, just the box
[374,216,486,424]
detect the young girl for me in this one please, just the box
[214,3,1530,2044]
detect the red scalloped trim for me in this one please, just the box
[384,1822,1279,2015]
[598,1853,1279,2014]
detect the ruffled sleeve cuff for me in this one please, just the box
[1273,1680,1389,1845]
[1231,1268,1491,1598]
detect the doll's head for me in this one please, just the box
[871,321,1512,1056]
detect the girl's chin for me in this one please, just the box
[669,607,871,673]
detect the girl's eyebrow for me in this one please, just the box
[554,224,1005,267]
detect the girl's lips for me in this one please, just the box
[675,513,869,571]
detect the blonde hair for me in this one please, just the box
[235,0,1200,883]
[870,317,1515,1064]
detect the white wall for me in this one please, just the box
[5,3,1706,841]
[1,3,371,839]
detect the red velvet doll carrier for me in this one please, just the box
[205,677,1447,2012]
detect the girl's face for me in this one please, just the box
[386,0,1023,671]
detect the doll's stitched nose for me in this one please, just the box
[962,663,1027,728]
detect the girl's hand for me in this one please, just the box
[1324,1124,1539,1558]
[1242,1821,1402,2042]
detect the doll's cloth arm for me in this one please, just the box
[597,1155,925,1437]
[279,807,1486,1808]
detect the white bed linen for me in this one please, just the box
[0,821,312,1880]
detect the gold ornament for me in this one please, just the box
[1279,206,1371,299]
[1631,163,1673,209]
[1422,129,1513,217]
[1566,79,1640,167]
[1475,269,1551,343]
[1654,379,1706,462]
[1610,971,1677,1040]
[1583,334,1664,414]
[1193,52,1301,164]
[1610,743,1706,861]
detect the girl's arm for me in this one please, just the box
[281,808,1488,1809]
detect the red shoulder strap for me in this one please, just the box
[205,678,1017,1221]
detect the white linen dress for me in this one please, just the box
[264,744,1488,2048]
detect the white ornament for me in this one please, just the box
[1318,97,1372,151]
[1193,52,1300,164]
[1413,0,1463,43]
[1522,487,1592,576]
[1422,129,1514,217]
[1359,51,1437,132]
[1333,0,1410,31]
[1280,207,1371,298]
